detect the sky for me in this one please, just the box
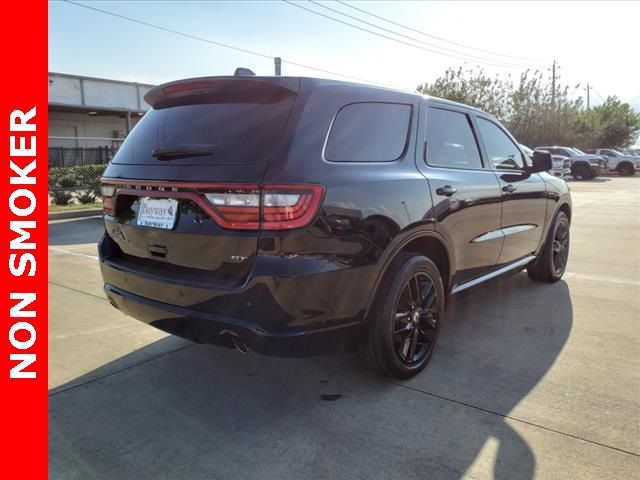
[49,1,640,110]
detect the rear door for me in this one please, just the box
[474,116,547,265]
[102,78,298,287]
[418,104,503,285]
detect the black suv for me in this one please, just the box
[99,75,571,379]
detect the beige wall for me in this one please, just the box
[48,111,142,147]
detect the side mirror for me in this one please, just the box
[530,151,553,173]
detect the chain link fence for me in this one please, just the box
[48,137,119,206]
[48,136,124,168]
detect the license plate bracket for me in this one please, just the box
[137,197,179,230]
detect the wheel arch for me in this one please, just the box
[363,231,453,319]
[558,201,572,222]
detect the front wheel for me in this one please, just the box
[527,211,570,283]
[360,253,445,379]
[571,164,591,180]
[618,163,635,176]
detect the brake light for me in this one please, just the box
[163,80,220,95]
[204,185,323,230]
[101,182,116,215]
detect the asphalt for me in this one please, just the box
[48,176,640,479]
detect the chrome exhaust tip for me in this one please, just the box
[231,336,249,354]
[219,330,249,353]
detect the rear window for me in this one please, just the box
[324,103,411,162]
[113,96,295,166]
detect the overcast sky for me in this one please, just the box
[49,1,640,110]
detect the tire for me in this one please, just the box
[618,163,635,177]
[359,252,445,379]
[571,164,591,180]
[527,211,570,283]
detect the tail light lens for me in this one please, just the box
[205,185,323,230]
[100,181,323,231]
[101,183,116,215]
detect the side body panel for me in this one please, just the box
[416,100,504,286]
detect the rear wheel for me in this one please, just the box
[527,211,570,283]
[360,253,444,379]
[571,164,591,180]
[618,163,635,176]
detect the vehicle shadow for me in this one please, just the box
[49,273,572,480]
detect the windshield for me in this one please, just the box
[571,147,585,155]
[519,144,534,156]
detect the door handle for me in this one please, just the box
[436,185,457,197]
[502,184,517,193]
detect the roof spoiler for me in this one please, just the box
[144,76,299,108]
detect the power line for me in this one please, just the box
[283,0,545,69]
[592,88,606,103]
[307,0,543,68]
[60,0,413,91]
[335,0,546,63]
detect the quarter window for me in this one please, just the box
[325,103,411,162]
[426,108,482,169]
[477,118,524,170]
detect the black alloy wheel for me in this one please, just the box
[551,219,570,277]
[360,253,445,379]
[392,272,439,366]
[527,211,570,283]
[619,163,635,177]
[572,164,591,180]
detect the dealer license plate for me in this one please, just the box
[137,197,179,229]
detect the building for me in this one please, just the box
[48,72,155,167]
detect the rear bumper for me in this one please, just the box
[104,284,361,356]
[99,233,369,356]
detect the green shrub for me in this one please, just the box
[48,164,107,198]
[51,190,73,206]
[77,191,97,204]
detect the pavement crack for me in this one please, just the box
[390,381,640,459]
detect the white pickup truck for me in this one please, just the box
[588,149,640,176]
[534,146,608,180]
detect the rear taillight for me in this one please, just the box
[99,180,323,230]
[204,185,323,230]
[101,183,116,215]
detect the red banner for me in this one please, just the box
[1,0,48,477]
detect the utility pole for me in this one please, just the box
[586,82,590,109]
[274,57,282,76]
[551,60,556,107]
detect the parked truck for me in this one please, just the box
[587,148,640,176]
[535,146,607,180]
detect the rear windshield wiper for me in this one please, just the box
[151,148,213,160]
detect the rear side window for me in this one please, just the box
[426,108,482,169]
[477,118,524,170]
[325,103,411,162]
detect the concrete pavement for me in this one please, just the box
[48,177,640,479]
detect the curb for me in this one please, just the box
[48,209,103,221]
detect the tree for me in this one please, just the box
[417,65,640,149]
[417,67,511,119]
[585,97,640,149]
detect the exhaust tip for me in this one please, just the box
[231,336,249,354]
[219,330,249,354]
